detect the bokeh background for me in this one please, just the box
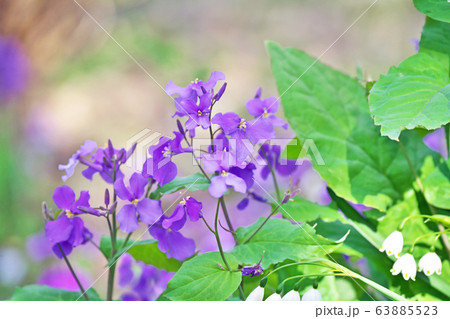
[0,0,423,299]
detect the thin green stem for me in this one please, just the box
[410,229,450,253]
[219,197,239,245]
[107,166,119,301]
[399,140,450,258]
[201,216,215,234]
[243,202,283,244]
[121,232,133,250]
[213,200,232,270]
[399,214,435,230]
[58,244,90,301]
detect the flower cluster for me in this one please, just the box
[380,230,443,281]
[41,70,300,300]
[246,286,322,301]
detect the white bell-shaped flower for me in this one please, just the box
[265,293,282,301]
[390,253,416,281]
[380,231,403,258]
[301,288,323,301]
[246,286,264,301]
[281,290,301,301]
[418,252,442,276]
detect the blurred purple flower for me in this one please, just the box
[423,127,448,159]
[114,173,164,233]
[143,132,189,186]
[202,150,247,198]
[149,217,196,260]
[409,38,420,52]
[213,112,275,162]
[0,36,29,101]
[118,253,173,301]
[37,265,91,292]
[246,89,288,129]
[259,144,297,180]
[58,140,97,182]
[162,196,203,231]
[26,232,53,262]
[166,71,225,102]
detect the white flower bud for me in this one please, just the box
[301,288,323,301]
[281,290,301,301]
[418,252,442,276]
[380,231,403,258]
[246,286,264,301]
[391,253,417,281]
[265,293,282,301]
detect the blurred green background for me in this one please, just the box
[0,0,423,299]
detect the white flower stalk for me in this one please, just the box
[246,286,264,301]
[301,288,323,301]
[390,253,416,281]
[265,293,282,301]
[418,252,442,276]
[380,231,403,258]
[281,290,301,301]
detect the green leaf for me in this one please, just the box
[281,196,345,223]
[9,285,102,301]
[232,218,340,268]
[267,42,437,212]
[423,158,450,209]
[419,17,450,57]
[161,252,241,301]
[100,236,182,272]
[413,0,450,23]
[369,53,450,140]
[150,173,210,199]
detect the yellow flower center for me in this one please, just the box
[191,78,199,84]
[221,170,228,176]
[198,110,203,116]
[263,109,269,117]
[65,209,74,218]
[132,199,139,206]
[162,146,172,158]
[180,196,191,205]
[239,119,247,129]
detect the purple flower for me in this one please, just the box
[259,144,297,180]
[149,217,196,261]
[114,173,164,233]
[246,89,288,129]
[0,36,29,101]
[37,265,91,292]
[409,38,420,53]
[177,92,213,129]
[201,150,248,198]
[44,186,93,258]
[424,127,448,159]
[242,264,263,277]
[166,71,225,101]
[143,132,189,186]
[58,140,97,182]
[162,196,202,230]
[26,232,53,262]
[81,140,135,184]
[237,191,267,210]
[118,253,173,301]
[212,112,275,162]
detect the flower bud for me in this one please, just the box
[104,189,110,207]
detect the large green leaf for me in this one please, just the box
[268,42,436,212]
[100,236,182,272]
[419,17,450,57]
[280,196,345,223]
[161,252,241,301]
[150,173,210,199]
[231,218,340,268]
[369,53,450,140]
[423,158,450,209]
[9,285,102,301]
[413,0,450,23]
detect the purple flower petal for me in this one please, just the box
[114,178,133,201]
[117,204,139,233]
[162,204,187,231]
[208,175,228,198]
[137,198,164,225]
[52,186,76,210]
[129,173,148,199]
[45,214,73,244]
[166,231,196,260]
[224,173,247,194]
